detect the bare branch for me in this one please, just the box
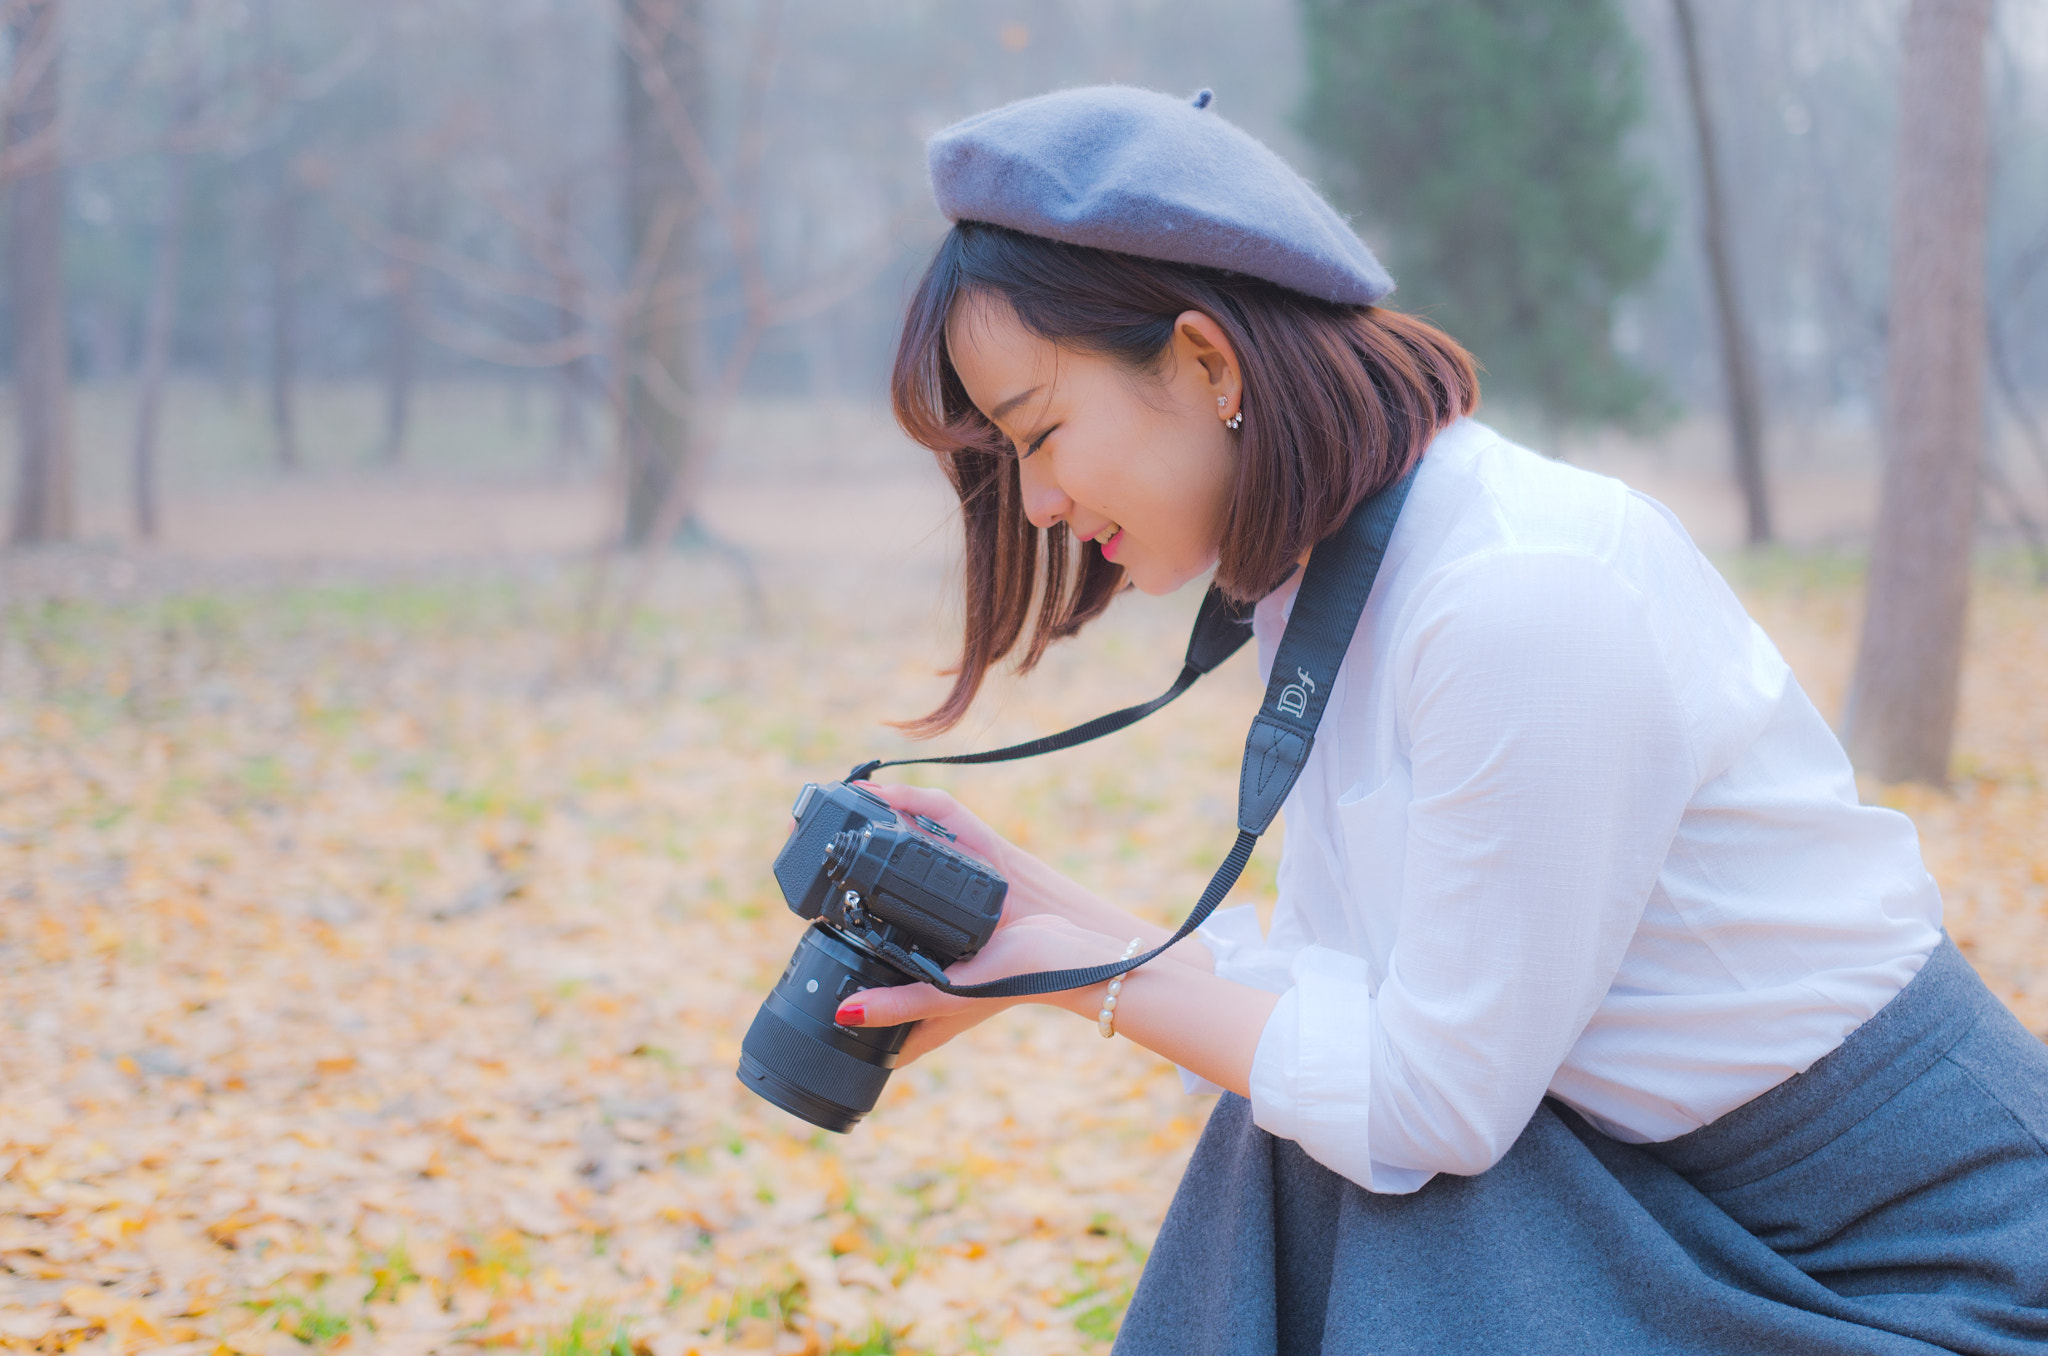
[416,311,608,372]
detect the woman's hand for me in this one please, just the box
[836,913,1122,1064]
[837,905,1280,1100]
[863,778,1220,969]
[856,779,1094,941]
[834,781,1221,1064]
[855,781,1021,882]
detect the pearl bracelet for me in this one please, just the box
[1097,938,1144,1038]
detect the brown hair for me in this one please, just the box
[891,222,1478,736]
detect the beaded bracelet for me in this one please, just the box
[1098,938,1144,1038]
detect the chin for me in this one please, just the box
[1122,560,1204,597]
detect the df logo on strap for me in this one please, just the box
[1276,667,1317,718]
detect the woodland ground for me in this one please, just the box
[2,388,2044,1354]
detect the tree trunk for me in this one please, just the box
[382,180,418,466]
[268,165,299,470]
[133,149,191,541]
[1671,0,1771,546]
[1842,0,1993,785]
[549,187,588,471]
[618,0,703,546]
[5,0,72,546]
[219,179,246,403]
[555,338,588,471]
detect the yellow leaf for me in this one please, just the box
[61,1286,122,1321]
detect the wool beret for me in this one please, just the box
[928,85,1394,307]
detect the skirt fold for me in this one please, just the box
[1114,940,2048,1356]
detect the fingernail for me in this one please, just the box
[835,1002,865,1026]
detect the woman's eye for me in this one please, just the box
[1022,427,1056,459]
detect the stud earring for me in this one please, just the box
[1226,408,1244,431]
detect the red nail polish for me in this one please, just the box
[835,1002,864,1026]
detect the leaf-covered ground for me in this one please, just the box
[2,548,2043,1356]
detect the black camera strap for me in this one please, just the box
[846,581,1260,787]
[850,464,1416,999]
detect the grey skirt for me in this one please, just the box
[1114,939,2048,1355]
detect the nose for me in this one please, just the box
[1017,451,1071,531]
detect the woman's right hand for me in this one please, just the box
[853,779,1217,977]
[839,912,1126,1065]
[854,780,1107,1057]
[854,781,1020,884]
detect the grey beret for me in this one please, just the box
[928,85,1394,307]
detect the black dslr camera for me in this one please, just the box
[738,780,1007,1132]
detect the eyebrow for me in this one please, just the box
[988,385,1042,423]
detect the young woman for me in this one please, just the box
[833,86,2048,1354]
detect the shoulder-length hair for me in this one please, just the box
[891,221,1478,736]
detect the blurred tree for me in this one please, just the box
[6,0,73,545]
[617,0,704,546]
[266,154,299,469]
[207,163,249,404]
[1989,226,2048,583]
[272,14,384,453]
[1297,0,1665,427]
[1670,0,1771,545]
[132,2,204,540]
[547,185,590,471]
[380,175,420,466]
[132,135,189,539]
[1844,0,1994,786]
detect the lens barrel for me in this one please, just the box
[737,924,913,1133]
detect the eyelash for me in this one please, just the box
[1021,426,1056,459]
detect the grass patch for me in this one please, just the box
[533,1302,634,1356]
[362,1238,423,1304]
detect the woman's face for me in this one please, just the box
[945,295,1243,596]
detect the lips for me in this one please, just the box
[1074,520,1124,563]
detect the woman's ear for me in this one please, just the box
[1173,310,1243,422]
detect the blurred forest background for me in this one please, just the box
[0,0,2041,555]
[3,2,2046,1354]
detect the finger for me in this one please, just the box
[856,782,1000,854]
[896,1010,988,1065]
[862,781,982,823]
[835,981,969,1029]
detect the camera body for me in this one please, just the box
[739,781,1008,1131]
[775,780,1006,962]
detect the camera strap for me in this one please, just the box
[850,463,1417,999]
[846,581,1260,787]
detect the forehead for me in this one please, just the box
[944,293,1057,403]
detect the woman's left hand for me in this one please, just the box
[836,913,1121,1064]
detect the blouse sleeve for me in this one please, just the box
[1246,548,1699,1192]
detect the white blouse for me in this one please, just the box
[1188,418,1943,1194]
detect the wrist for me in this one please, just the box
[1051,931,1125,1019]
[1006,847,1086,918]
[1089,936,1145,1035]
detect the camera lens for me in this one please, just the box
[737,924,913,1133]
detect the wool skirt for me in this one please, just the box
[1113,938,2048,1355]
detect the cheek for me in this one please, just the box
[1052,427,1137,517]
[1162,438,1235,551]
[1201,448,1238,533]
